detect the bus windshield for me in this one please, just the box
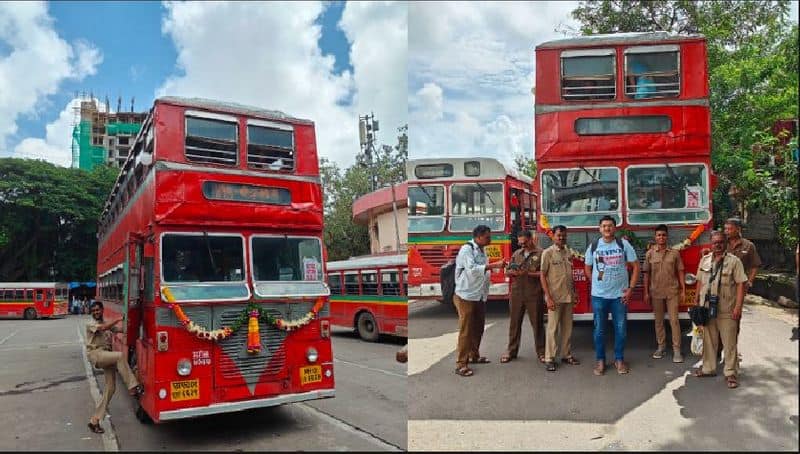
[161,234,248,301]
[449,183,504,232]
[251,236,328,298]
[627,164,710,224]
[408,185,446,233]
[541,168,619,227]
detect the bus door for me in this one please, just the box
[125,236,144,362]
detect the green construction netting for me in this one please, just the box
[73,120,107,170]
[106,122,141,136]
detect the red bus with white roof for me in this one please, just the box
[534,32,714,320]
[0,282,68,319]
[96,96,334,423]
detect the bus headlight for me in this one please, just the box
[177,358,192,376]
[306,347,319,363]
[685,273,697,286]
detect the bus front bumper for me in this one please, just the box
[158,389,336,421]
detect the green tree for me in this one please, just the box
[568,0,798,248]
[0,158,117,281]
[513,153,537,179]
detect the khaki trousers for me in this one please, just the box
[701,317,739,377]
[652,294,681,350]
[544,303,573,362]
[89,350,139,421]
[506,291,544,358]
[454,294,486,368]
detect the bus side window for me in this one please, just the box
[328,273,342,295]
[344,273,359,295]
[26,290,33,301]
[362,271,379,296]
[402,270,408,296]
[14,290,24,301]
[143,257,155,303]
[35,290,43,301]
[381,271,399,296]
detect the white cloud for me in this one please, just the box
[156,1,407,168]
[409,1,578,167]
[413,82,443,121]
[0,2,102,160]
[13,98,78,167]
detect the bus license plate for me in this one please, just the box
[484,245,501,259]
[300,365,322,385]
[170,379,199,401]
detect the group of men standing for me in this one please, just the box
[452,217,760,390]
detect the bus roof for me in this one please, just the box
[326,253,407,271]
[0,282,67,289]
[407,157,532,184]
[156,96,313,126]
[536,31,705,50]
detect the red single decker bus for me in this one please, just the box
[0,282,68,319]
[96,97,334,423]
[534,32,714,320]
[407,157,537,303]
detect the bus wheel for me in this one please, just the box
[356,312,380,342]
[135,405,152,424]
[23,308,37,320]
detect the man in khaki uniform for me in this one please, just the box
[723,217,761,363]
[86,301,141,433]
[540,225,579,372]
[500,230,545,363]
[643,224,686,363]
[692,230,747,389]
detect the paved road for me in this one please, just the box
[408,299,799,451]
[0,316,406,451]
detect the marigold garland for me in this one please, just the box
[161,287,325,343]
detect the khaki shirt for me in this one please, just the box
[727,237,761,274]
[509,246,542,297]
[540,245,575,304]
[643,246,684,298]
[696,253,748,319]
[85,319,115,352]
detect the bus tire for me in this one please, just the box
[356,311,380,342]
[23,308,37,320]
[135,404,153,424]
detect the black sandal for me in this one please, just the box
[545,361,556,372]
[454,366,474,377]
[88,421,105,434]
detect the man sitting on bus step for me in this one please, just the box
[540,225,580,372]
[500,230,546,365]
[584,215,639,376]
[453,225,506,377]
[643,224,686,363]
[85,301,142,434]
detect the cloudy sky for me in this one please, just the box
[0,1,407,168]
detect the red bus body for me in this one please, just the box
[326,253,407,341]
[406,158,537,302]
[0,282,68,319]
[96,97,334,423]
[534,32,714,320]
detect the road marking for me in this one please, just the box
[408,323,495,375]
[333,358,406,378]
[299,402,402,451]
[76,322,120,452]
[0,329,19,345]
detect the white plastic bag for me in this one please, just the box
[688,323,704,356]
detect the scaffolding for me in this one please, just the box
[70,92,145,170]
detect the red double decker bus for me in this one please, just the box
[97,97,334,423]
[406,157,537,303]
[534,32,714,320]
[0,282,68,319]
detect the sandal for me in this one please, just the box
[545,361,556,372]
[538,354,546,364]
[692,368,717,378]
[88,421,105,434]
[500,354,513,364]
[615,360,630,375]
[593,361,605,376]
[454,366,474,377]
[726,375,739,389]
[562,356,580,366]
[471,356,491,364]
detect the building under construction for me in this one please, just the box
[71,95,147,170]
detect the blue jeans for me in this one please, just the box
[592,296,627,361]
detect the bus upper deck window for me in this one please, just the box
[464,161,481,177]
[561,51,615,101]
[247,122,294,172]
[185,115,238,166]
[625,48,679,99]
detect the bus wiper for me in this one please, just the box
[578,165,600,183]
[475,182,497,209]
[203,232,218,279]
[415,184,436,205]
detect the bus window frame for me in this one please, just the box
[560,48,617,102]
[408,183,447,233]
[624,163,711,225]
[448,181,506,233]
[540,166,622,228]
[327,272,343,295]
[249,234,327,298]
[380,269,401,296]
[623,44,681,100]
[343,271,360,295]
[184,110,240,167]
[361,270,379,296]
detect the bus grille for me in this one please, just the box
[418,247,456,272]
[247,145,294,171]
[217,309,287,379]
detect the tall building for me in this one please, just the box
[71,97,147,170]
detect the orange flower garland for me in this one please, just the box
[246,310,261,353]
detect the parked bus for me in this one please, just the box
[407,157,537,303]
[326,253,407,341]
[0,282,68,319]
[96,97,334,423]
[534,31,713,320]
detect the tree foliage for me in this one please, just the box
[514,153,537,179]
[0,158,118,281]
[568,0,798,248]
[322,125,408,261]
